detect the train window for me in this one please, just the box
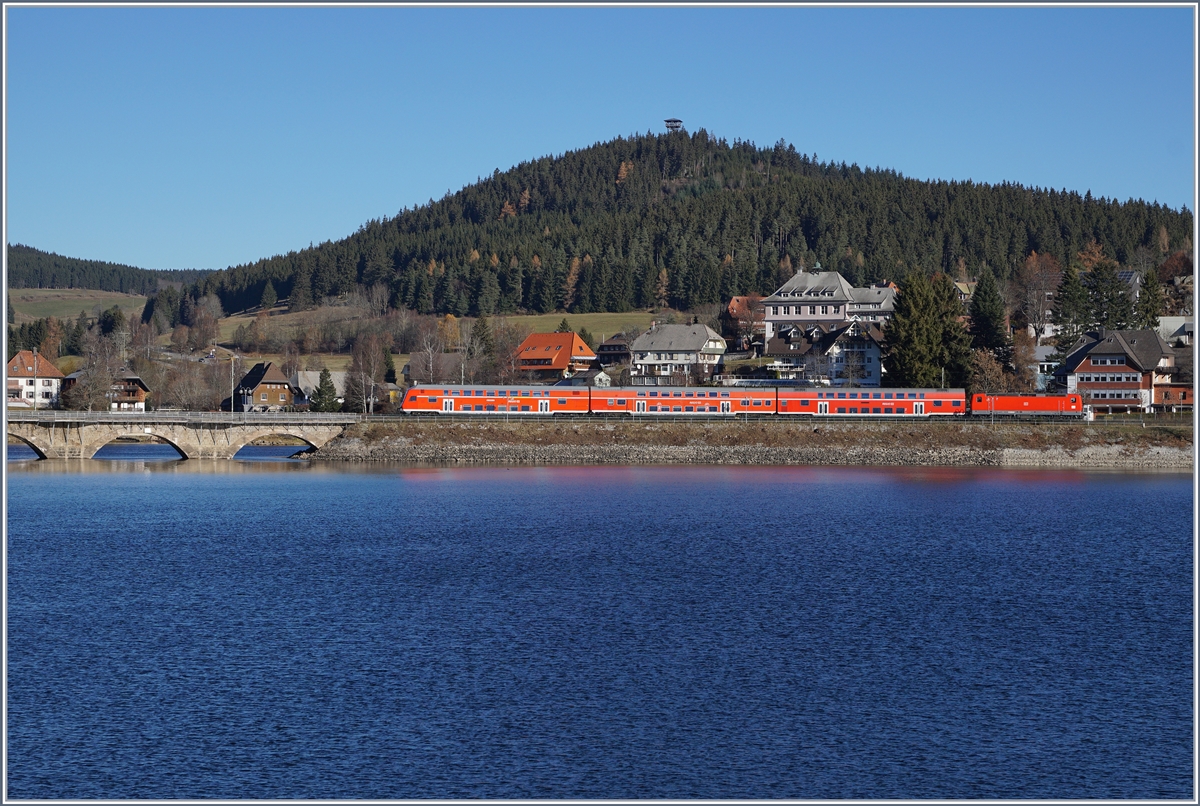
[638,392,646,397]
[685,392,693,398]
[608,399,615,406]
[486,405,495,411]
[709,392,718,398]
[850,407,858,413]
[650,405,659,411]
[934,401,943,407]
[650,392,659,397]
[557,399,567,405]
[884,393,893,399]
[685,406,694,412]
[499,391,507,397]
[444,390,450,395]
[872,407,881,413]
[474,390,482,396]
[521,406,530,412]
[952,401,961,407]
[976,396,983,402]
[672,406,682,412]
[800,400,810,406]
[753,400,762,406]
[837,407,846,413]
[919,393,926,398]
[617,400,626,406]
[884,407,893,414]
[522,391,530,396]
[837,393,846,399]
[741,400,749,406]
[673,392,682,397]
[461,405,471,411]
[848,393,858,399]
[873,393,882,399]
[721,392,730,397]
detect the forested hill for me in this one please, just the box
[189,130,1188,317]
[6,244,209,295]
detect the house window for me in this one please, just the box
[26,380,34,386]
[833,306,840,314]
[261,393,268,401]
[821,306,828,315]
[41,380,52,386]
[280,394,286,402]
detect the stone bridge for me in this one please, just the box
[6,411,361,460]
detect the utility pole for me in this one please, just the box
[229,353,238,414]
[32,348,38,410]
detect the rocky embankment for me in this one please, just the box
[312,420,1193,469]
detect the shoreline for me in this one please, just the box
[311,420,1194,469]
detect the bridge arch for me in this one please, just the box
[90,432,188,460]
[226,428,325,458]
[7,433,48,460]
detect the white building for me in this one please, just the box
[6,350,63,408]
[630,323,726,382]
[760,265,896,340]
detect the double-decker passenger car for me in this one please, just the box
[401,385,590,414]
[589,387,775,415]
[970,393,1083,416]
[777,387,967,416]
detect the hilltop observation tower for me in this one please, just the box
[664,118,683,133]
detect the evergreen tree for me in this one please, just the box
[384,349,396,384]
[290,268,313,311]
[931,273,973,387]
[1086,257,1134,330]
[474,270,500,316]
[1133,268,1164,330]
[98,305,126,336]
[555,318,571,333]
[578,327,596,349]
[1052,262,1090,349]
[473,314,495,358]
[309,368,340,412]
[260,280,277,310]
[7,296,14,325]
[883,271,940,387]
[968,265,1009,353]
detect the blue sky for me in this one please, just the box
[4,5,1195,271]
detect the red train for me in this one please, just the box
[400,385,1088,418]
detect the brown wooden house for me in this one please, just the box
[229,362,299,412]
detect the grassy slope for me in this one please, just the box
[8,288,148,323]
[198,308,657,372]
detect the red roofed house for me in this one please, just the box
[7,350,64,409]
[511,332,597,382]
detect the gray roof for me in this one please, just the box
[762,271,857,304]
[631,324,726,355]
[291,370,347,397]
[848,285,897,312]
[1054,328,1174,376]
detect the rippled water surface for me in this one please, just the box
[6,447,1194,798]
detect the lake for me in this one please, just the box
[6,445,1194,798]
